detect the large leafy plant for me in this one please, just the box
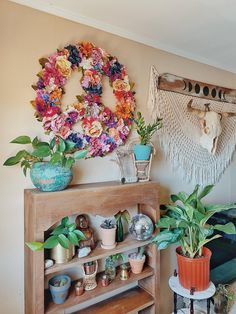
[4,135,87,175]
[152,184,236,258]
[26,216,86,251]
[134,111,162,145]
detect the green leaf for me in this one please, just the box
[51,225,65,235]
[65,157,74,169]
[25,241,44,251]
[32,137,39,148]
[156,217,177,228]
[32,145,51,158]
[11,135,31,144]
[198,185,214,200]
[58,234,69,249]
[68,232,79,245]
[61,216,69,227]
[73,229,86,240]
[65,140,76,152]
[50,152,63,164]
[43,236,59,249]
[214,222,236,234]
[68,223,76,232]
[4,156,21,166]
[50,137,56,149]
[73,150,88,160]
[185,184,199,204]
[171,192,187,203]
[58,137,66,152]
[205,204,234,212]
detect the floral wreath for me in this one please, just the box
[31,41,136,157]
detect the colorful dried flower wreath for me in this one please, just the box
[31,41,136,157]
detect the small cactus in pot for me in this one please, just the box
[128,246,146,274]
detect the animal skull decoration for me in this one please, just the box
[187,99,236,154]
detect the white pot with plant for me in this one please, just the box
[152,184,236,291]
[26,216,86,264]
[133,111,162,160]
[128,246,146,274]
[3,135,87,191]
[100,219,117,249]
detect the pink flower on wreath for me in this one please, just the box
[50,114,67,133]
[91,48,103,67]
[109,128,123,145]
[43,64,66,87]
[117,118,130,136]
[59,125,72,139]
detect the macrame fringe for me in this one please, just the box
[148,66,236,185]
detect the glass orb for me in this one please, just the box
[129,214,154,240]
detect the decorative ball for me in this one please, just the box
[129,214,154,240]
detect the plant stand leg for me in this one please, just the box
[207,298,211,314]
[173,292,177,314]
[190,299,194,314]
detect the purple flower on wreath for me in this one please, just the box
[84,94,101,105]
[37,78,45,90]
[65,45,81,66]
[66,110,79,125]
[68,133,86,149]
[85,85,102,95]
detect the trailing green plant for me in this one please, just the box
[26,216,86,251]
[152,184,236,258]
[106,253,125,264]
[134,111,162,145]
[114,209,130,242]
[3,135,87,175]
[100,219,116,229]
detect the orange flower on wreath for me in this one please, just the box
[49,88,62,105]
[80,42,94,57]
[115,101,134,120]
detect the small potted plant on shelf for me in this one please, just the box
[152,184,236,291]
[133,111,162,161]
[3,135,87,191]
[114,209,130,242]
[26,216,86,264]
[100,219,117,249]
[128,246,146,274]
[49,274,71,304]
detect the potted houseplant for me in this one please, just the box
[49,274,71,304]
[133,111,162,160]
[100,219,117,249]
[128,246,146,274]
[152,184,236,291]
[3,135,87,191]
[114,210,130,242]
[26,216,86,264]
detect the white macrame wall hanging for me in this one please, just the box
[148,66,236,185]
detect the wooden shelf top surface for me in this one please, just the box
[45,265,154,314]
[45,234,152,275]
[74,286,154,314]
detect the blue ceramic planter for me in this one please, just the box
[133,144,152,160]
[30,162,72,192]
[49,274,71,304]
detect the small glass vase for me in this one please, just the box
[105,257,116,281]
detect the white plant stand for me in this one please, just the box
[169,275,216,314]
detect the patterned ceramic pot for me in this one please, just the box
[30,162,72,192]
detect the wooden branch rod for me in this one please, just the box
[158,73,236,104]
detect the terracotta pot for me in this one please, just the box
[176,246,212,291]
[100,226,117,249]
[129,254,146,274]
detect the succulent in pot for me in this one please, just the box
[105,253,125,280]
[128,246,146,274]
[152,184,236,291]
[100,219,117,249]
[26,216,86,264]
[3,135,87,191]
[133,111,162,160]
[49,274,71,304]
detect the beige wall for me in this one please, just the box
[1,1,236,313]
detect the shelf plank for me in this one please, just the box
[45,234,151,275]
[45,265,154,314]
[74,286,154,314]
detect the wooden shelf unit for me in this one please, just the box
[24,181,160,314]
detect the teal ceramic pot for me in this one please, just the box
[49,274,71,304]
[133,144,152,160]
[30,162,72,192]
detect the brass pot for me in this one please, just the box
[51,243,75,264]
